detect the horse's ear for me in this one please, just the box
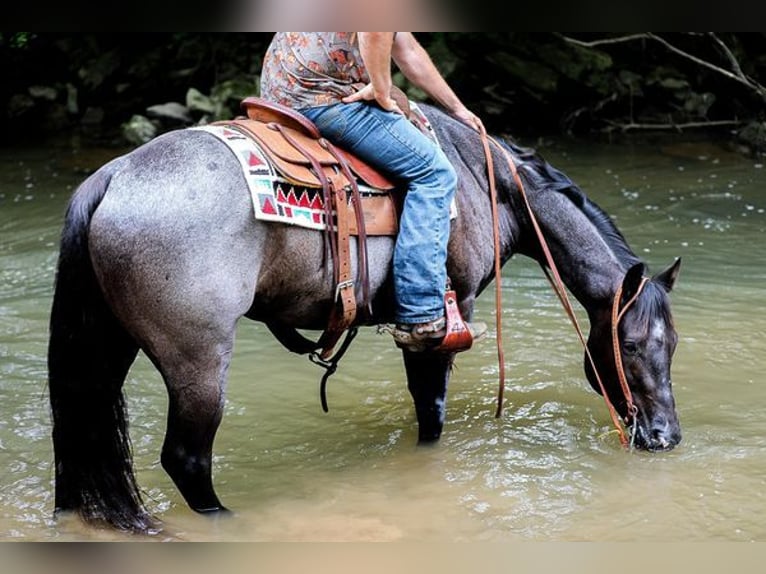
[621,263,646,306]
[653,257,682,293]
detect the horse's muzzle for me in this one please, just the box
[632,419,682,452]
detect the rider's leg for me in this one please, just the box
[300,102,485,349]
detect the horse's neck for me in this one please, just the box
[422,106,625,312]
[520,188,624,312]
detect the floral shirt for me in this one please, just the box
[260,32,369,110]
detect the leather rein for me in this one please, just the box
[478,127,646,449]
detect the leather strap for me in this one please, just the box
[486,133,637,448]
[318,171,356,359]
[271,123,339,279]
[478,126,506,418]
[219,119,369,360]
[270,125,357,358]
[320,138,371,318]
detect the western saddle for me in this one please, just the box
[212,95,474,367]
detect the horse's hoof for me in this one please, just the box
[417,432,442,445]
[193,505,230,515]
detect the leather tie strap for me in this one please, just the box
[270,123,338,277]
[222,118,372,362]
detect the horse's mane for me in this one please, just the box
[498,139,674,327]
[497,138,678,327]
[422,105,641,270]
[499,139,642,270]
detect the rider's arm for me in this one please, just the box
[392,32,482,131]
[343,32,400,112]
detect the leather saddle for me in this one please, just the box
[235,97,401,236]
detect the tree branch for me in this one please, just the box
[560,33,766,102]
[603,118,745,133]
[558,33,650,48]
[707,32,746,78]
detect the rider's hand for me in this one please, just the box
[452,106,484,133]
[343,83,403,115]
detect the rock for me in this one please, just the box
[7,93,35,118]
[735,121,766,156]
[28,85,58,100]
[44,103,72,130]
[81,107,105,125]
[122,114,158,145]
[186,88,215,115]
[146,102,193,125]
[210,78,259,120]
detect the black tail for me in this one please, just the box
[48,165,155,533]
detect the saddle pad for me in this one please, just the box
[193,124,400,235]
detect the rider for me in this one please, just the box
[260,32,487,352]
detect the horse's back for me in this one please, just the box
[93,130,253,238]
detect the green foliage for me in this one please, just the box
[2,33,766,143]
[0,32,36,49]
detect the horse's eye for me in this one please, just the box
[623,340,638,355]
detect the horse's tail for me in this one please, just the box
[48,163,155,533]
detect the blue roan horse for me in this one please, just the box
[48,103,682,533]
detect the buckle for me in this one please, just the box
[334,279,354,300]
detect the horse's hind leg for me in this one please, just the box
[150,341,234,514]
[402,350,454,442]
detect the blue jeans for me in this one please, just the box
[300,102,457,325]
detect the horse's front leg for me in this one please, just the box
[402,350,454,442]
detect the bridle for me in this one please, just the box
[479,126,647,449]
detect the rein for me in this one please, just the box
[611,277,648,432]
[478,129,645,449]
[478,126,506,419]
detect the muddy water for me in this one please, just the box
[1,134,764,541]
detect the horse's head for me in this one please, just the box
[585,258,682,451]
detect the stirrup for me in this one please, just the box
[435,290,482,353]
[384,290,487,353]
[436,290,473,353]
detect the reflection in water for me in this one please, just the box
[1,136,764,541]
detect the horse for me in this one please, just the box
[47,103,682,534]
